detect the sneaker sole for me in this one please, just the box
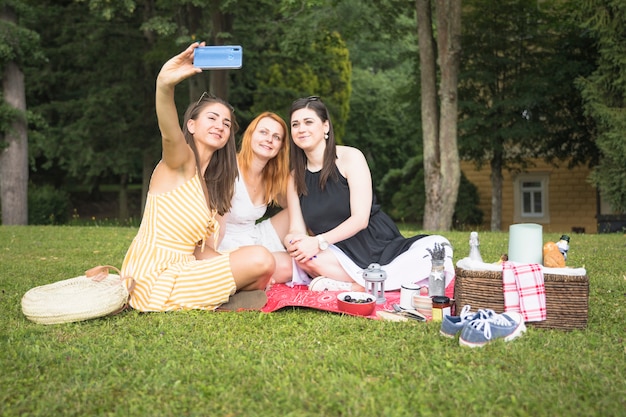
[308,276,351,292]
[504,319,527,342]
[439,329,459,339]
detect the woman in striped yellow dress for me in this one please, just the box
[121,43,275,312]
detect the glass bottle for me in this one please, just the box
[469,231,483,262]
[428,259,445,297]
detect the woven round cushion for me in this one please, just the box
[21,274,129,325]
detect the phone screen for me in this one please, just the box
[193,46,243,70]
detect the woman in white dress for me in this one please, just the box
[218,112,293,284]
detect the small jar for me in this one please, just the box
[431,296,451,322]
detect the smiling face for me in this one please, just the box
[290,107,329,152]
[187,102,233,150]
[250,116,285,161]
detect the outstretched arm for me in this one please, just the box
[155,42,204,170]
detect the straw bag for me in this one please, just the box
[21,265,135,325]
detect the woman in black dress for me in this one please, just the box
[283,96,454,294]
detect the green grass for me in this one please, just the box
[1,226,624,417]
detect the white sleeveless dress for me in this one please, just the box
[218,170,285,253]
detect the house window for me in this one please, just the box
[521,181,543,216]
[513,173,550,223]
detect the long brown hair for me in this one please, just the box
[289,96,338,196]
[238,112,290,206]
[182,93,239,215]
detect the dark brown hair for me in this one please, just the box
[289,96,338,196]
[182,94,239,215]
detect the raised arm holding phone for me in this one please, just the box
[120,43,274,312]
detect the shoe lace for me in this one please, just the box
[467,313,510,340]
[459,305,473,320]
[460,306,496,322]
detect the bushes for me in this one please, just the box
[28,184,69,225]
[378,156,483,229]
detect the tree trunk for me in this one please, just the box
[118,173,129,221]
[416,0,440,230]
[0,6,29,225]
[416,0,462,231]
[490,149,503,231]
[209,0,232,100]
[435,0,462,230]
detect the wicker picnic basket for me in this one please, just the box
[21,266,133,325]
[454,267,589,330]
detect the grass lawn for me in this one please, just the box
[1,226,624,417]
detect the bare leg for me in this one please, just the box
[229,246,274,291]
[297,251,365,291]
[271,251,294,284]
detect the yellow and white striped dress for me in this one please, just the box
[121,174,235,311]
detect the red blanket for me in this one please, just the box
[262,284,401,319]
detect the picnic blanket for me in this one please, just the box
[262,284,401,319]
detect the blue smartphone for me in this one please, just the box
[193,45,243,70]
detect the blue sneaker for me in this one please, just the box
[459,311,526,348]
[440,306,496,338]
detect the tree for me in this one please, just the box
[20,0,354,222]
[458,0,598,230]
[338,0,423,197]
[415,0,462,231]
[576,0,626,212]
[0,1,41,225]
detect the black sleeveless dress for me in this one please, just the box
[300,167,428,269]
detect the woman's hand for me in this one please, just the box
[285,234,319,263]
[157,42,204,88]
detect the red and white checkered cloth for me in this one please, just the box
[502,261,547,322]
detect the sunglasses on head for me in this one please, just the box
[292,95,321,106]
[195,91,234,113]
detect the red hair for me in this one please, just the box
[238,112,290,205]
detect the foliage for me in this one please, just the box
[7,0,612,225]
[0,0,45,144]
[0,1,45,69]
[22,0,156,192]
[457,0,600,230]
[343,59,420,185]
[250,30,352,140]
[0,94,21,148]
[452,175,483,230]
[379,155,482,229]
[27,184,70,225]
[458,0,596,170]
[380,156,424,222]
[1,226,625,416]
[575,0,626,212]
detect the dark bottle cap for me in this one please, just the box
[559,235,570,242]
[432,296,450,304]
